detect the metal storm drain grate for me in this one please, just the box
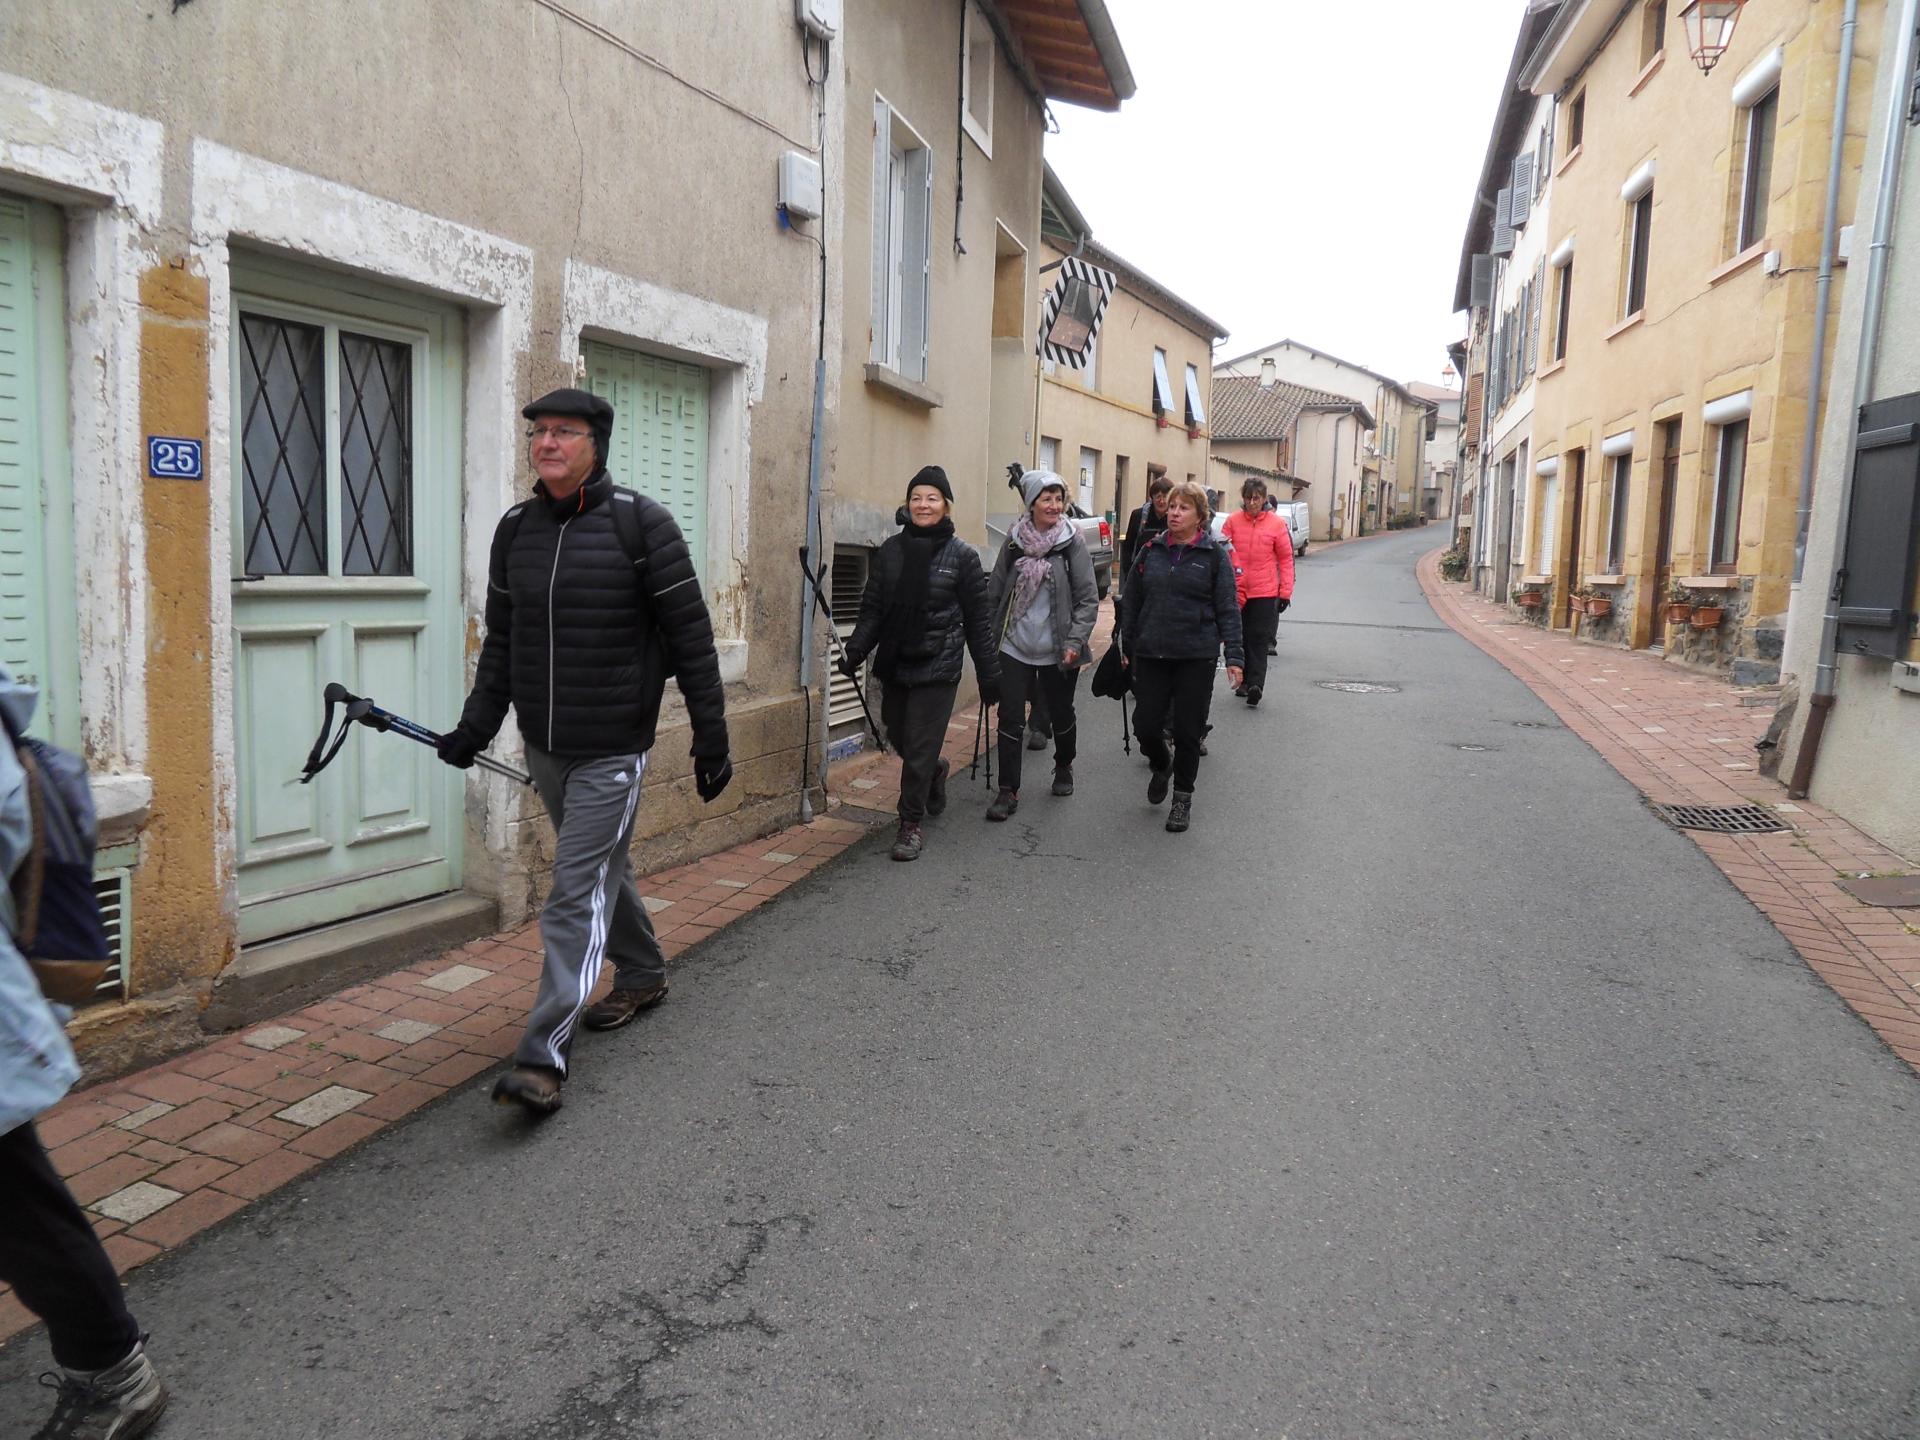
[1318,680,1401,694]
[1653,803,1792,835]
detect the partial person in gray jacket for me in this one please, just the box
[0,666,170,1439]
[983,470,1099,820]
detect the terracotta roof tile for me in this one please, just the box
[1210,376,1362,441]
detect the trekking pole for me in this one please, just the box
[300,684,532,786]
[796,549,890,754]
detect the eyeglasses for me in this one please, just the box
[526,424,591,443]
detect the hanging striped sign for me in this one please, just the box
[1035,256,1115,370]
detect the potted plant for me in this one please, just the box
[1664,580,1694,625]
[1586,588,1614,618]
[1691,597,1725,628]
[1569,584,1591,615]
[1516,584,1545,609]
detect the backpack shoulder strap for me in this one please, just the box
[608,487,650,570]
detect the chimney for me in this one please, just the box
[1258,357,1276,388]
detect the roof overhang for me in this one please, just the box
[996,0,1136,112]
[1519,0,1628,95]
[1303,400,1376,431]
[1040,162,1093,248]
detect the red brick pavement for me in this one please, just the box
[1418,547,1920,1073]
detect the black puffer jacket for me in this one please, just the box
[460,470,728,759]
[844,529,1001,688]
[1120,529,1245,667]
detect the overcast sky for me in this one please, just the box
[1046,0,1522,388]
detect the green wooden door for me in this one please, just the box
[230,261,464,943]
[0,192,80,744]
[582,342,709,579]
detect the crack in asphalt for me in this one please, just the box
[460,1213,812,1440]
[1661,1254,1879,1307]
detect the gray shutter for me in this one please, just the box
[870,100,890,365]
[1538,113,1554,197]
[1491,187,1515,256]
[1509,156,1534,227]
[1526,258,1546,374]
[1836,391,1920,659]
[1470,254,1494,309]
[902,143,933,382]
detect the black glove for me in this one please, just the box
[435,724,484,770]
[1275,597,1291,614]
[836,650,863,680]
[694,752,733,803]
[978,676,1001,707]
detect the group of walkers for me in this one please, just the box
[844,464,1294,854]
[0,390,1295,1440]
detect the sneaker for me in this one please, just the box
[1025,728,1049,752]
[925,758,950,817]
[1050,765,1074,797]
[890,821,924,861]
[32,1340,168,1440]
[491,1064,563,1115]
[1166,790,1193,833]
[1147,767,1171,805]
[581,984,668,1031]
[985,788,1019,822]
[1245,685,1263,708]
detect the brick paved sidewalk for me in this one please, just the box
[1418,547,1920,1073]
[0,713,1007,1348]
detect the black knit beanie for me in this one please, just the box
[906,465,953,504]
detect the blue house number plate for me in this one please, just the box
[148,436,203,480]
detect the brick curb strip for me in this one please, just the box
[1416,546,1920,1073]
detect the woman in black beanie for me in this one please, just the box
[840,467,1001,861]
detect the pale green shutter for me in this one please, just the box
[583,342,709,587]
[0,196,53,732]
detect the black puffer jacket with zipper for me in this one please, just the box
[459,469,728,759]
[843,528,1001,689]
[1120,528,1245,667]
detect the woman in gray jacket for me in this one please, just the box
[984,470,1099,819]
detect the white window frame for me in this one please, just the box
[1037,435,1059,476]
[1605,450,1632,573]
[1151,348,1175,414]
[961,2,995,157]
[1533,454,1560,573]
[871,96,934,383]
[1735,83,1778,252]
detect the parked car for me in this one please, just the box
[1278,500,1310,556]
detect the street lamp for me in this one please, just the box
[1678,0,1746,74]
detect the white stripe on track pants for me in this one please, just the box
[516,746,665,1075]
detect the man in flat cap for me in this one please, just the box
[440,387,732,1114]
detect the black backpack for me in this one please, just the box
[1,706,110,1006]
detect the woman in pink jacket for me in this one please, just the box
[1220,476,1295,706]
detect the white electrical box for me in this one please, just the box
[1893,660,1920,696]
[779,151,824,220]
[795,0,840,40]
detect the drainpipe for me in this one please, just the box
[1792,0,1861,582]
[1788,0,1919,799]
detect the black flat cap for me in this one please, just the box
[522,387,614,428]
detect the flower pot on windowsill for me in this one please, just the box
[1586,596,1614,618]
[1690,605,1724,629]
[1517,590,1544,609]
[1155,414,1170,429]
[1665,601,1693,624]
[1570,595,1589,615]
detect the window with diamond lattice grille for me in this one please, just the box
[340,332,414,576]
[239,314,327,575]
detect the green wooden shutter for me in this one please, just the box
[583,342,710,585]
[0,195,55,733]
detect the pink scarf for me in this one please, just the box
[1010,513,1073,619]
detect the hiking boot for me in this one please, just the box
[985,788,1019,822]
[1197,736,1209,756]
[925,758,950,817]
[1050,765,1074,797]
[31,1340,168,1440]
[1267,641,1278,656]
[890,821,924,861]
[581,984,668,1031]
[1245,685,1263,708]
[1026,728,1049,752]
[1147,767,1171,805]
[491,1064,563,1115]
[1166,791,1193,833]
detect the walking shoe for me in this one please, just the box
[581,984,668,1031]
[925,758,950,817]
[1026,728,1049,752]
[890,821,924,861]
[1197,736,1209,756]
[1267,641,1278,656]
[1166,790,1193,832]
[1147,767,1171,805]
[491,1064,563,1115]
[1232,684,1246,697]
[32,1340,168,1440]
[1051,765,1074,797]
[985,788,1019,821]
[1245,685,1263,707]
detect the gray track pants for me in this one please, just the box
[516,746,666,1074]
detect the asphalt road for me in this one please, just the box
[8,526,1920,1439]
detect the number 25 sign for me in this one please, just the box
[148,436,204,480]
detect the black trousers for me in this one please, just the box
[0,1121,141,1371]
[880,680,958,822]
[1240,597,1280,693]
[996,657,1080,793]
[1131,657,1216,792]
